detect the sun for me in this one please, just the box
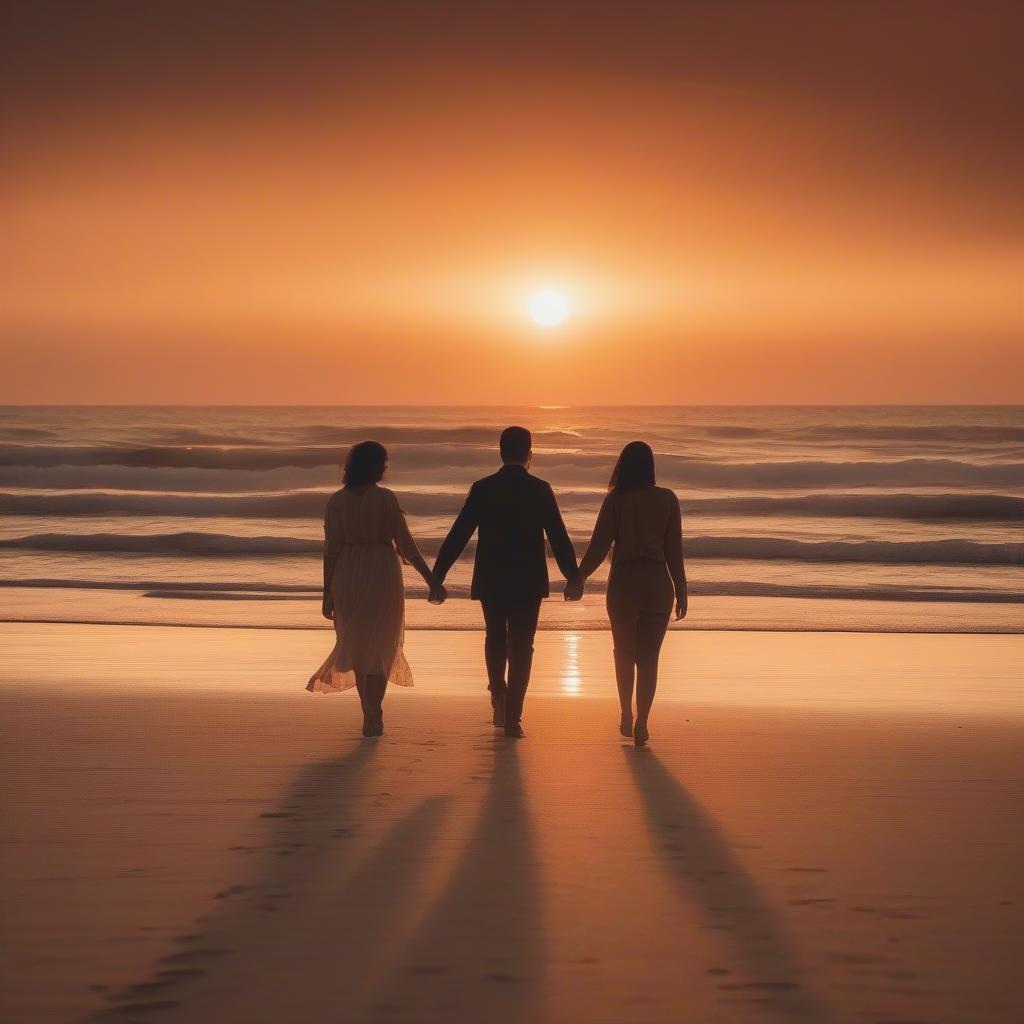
[527,288,571,328]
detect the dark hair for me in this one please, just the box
[343,440,388,487]
[499,425,532,463]
[609,441,656,493]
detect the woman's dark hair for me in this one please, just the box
[608,440,656,494]
[343,440,388,487]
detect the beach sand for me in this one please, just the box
[2,624,1022,1023]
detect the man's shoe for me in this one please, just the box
[491,694,506,728]
[504,722,525,739]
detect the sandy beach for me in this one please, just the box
[2,623,1022,1023]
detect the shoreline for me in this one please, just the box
[2,615,1022,635]
[4,622,1022,719]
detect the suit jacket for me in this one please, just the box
[433,464,578,603]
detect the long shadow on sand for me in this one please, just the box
[362,739,542,1024]
[86,741,453,1022]
[627,750,835,1023]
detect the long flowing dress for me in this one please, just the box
[306,485,422,693]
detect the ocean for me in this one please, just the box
[0,405,1020,632]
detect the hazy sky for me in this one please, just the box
[2,1,1022,403]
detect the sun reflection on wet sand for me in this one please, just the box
[560,631,582,695]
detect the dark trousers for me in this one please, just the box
[481,598,542,725]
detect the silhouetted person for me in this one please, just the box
[433,426,579,737]
[307,441,444,736]
[567,441,687,746]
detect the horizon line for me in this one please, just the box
[1,402,1022,410]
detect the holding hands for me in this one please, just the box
[427,576,447,605]
[564,577,584,602]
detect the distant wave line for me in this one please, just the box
[0,488,1021,521]
[2,445,1023,488]
[1,531,1019,565]
[4,422,1021,448]
[146,425,588,447]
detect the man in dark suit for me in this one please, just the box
[433,426,579,737]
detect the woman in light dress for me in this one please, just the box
[571,441,687,747]
[307,441,443,736]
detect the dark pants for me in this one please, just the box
[481,598,542,725]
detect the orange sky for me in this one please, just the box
[2,1,1022,404]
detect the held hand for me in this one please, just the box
[428,583,447,605]
[564,578,584,602]
[674,593,688,620]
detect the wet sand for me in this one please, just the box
[1,624,1022,1023]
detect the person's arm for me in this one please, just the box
[392,495,439,595]
[432,483,480,587]
[543,482,579,583]
[665,493,688,619]
[577,494,616,581]
[321,505,338,619]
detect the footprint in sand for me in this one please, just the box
[827,952,889,965]
[158,948,231,966]
[115,969,205,998]
[213,885,248,899]
[156,968,207,981]
[848,906,925,921]
[718,981,802,991]
[94,999,182,1017]
[871,1019,935,1024]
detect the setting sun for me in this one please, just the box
[527,288,571,328]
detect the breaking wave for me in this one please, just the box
[2,444,1023,489]
[0,488,1020,520]
[2,531,1018,565]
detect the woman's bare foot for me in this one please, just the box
[619,712,633,738]
[633,721,649,748]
